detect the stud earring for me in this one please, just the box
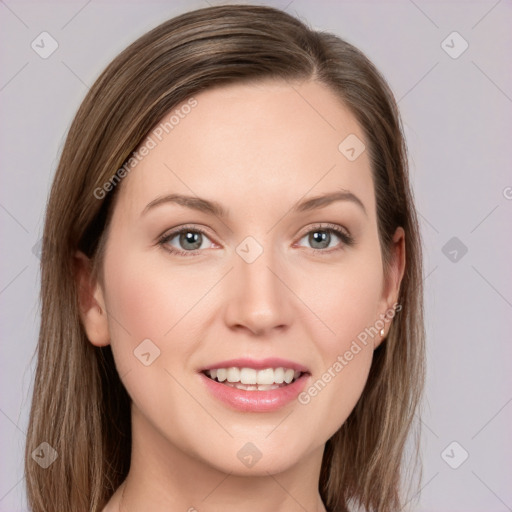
[380,328,385,337]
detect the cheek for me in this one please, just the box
[105,261,171,340]
[101,246,188,370]
[100,248,201,428]
[293,253,382,433]
[101,244,217,376]
[297,251,383,356]
[298,275,377,439]
[300,342,373,443]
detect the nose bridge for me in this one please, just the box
[226,234,292,333]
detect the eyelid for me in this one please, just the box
[296,222,351,239]
[158,223,213,241]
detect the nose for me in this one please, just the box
[223,245,294,336]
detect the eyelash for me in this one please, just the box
[157,223,355,258]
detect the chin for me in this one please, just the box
[190,433,314,476]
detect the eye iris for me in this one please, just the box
[310,230,329,249]
[180,231,202,250]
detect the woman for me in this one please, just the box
[25,4,425,511]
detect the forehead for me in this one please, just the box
[114,79,374,221]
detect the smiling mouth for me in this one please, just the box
[202,367,306,391]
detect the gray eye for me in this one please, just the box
[298,229,341,250]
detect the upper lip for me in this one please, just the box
[199,357,310,373]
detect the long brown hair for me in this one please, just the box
[25,4,425,511]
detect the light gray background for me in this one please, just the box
[1,1,511,511]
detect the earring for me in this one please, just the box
[380,328,385,337]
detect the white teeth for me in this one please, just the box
[256,368,274,385]
[240,367,257,384]
[273,367,285,384]
[284,368,295,384]
[257,384,280,391]
[205,366,304,386]
[226,367,240,382]
[223,382,281,391]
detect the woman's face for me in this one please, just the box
[80,79,404,476]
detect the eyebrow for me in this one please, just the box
[142,189,367,218]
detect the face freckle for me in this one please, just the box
[98,78,389,478]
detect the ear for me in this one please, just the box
[374,226,406,349]
[74,250,110,347]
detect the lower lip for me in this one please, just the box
[199,372,310,412]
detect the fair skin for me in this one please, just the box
[76,79,405,512]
